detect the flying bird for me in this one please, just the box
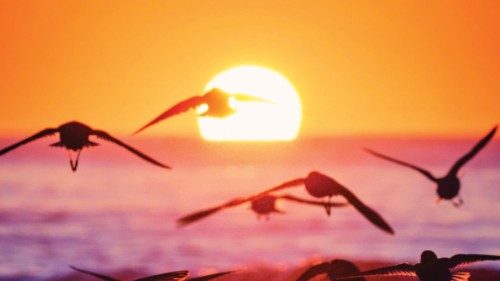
[257,171,394,234]
[177,193,348,227]
[297,259,366,281]
[69,265,233,281]
[365,125,497,207]
[334,250,500,281]
[0,121,170,171]
[133,88,270,135]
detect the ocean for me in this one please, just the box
[0,136,499,280]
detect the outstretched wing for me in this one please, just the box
[279,194,348,208]
[135,270,189,281]
[91,130,170,169]
[187,271,234,281]
[177,197,253,227]
[177,178,304,227]
[364,148,437,182]
[338,263,416,279]
[336,183,394,235]
[134,96,205,135]
[260,178,306,194]
[0,128,58,156]
[231,93,272,104]
[69,265,119,281]
[448,126,497,176]
[296,262,330,281]
[447,254,500,269]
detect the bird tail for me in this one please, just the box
[452,272,470,281]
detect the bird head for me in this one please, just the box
[420,250,438,263]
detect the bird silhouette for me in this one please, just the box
[257,171,394,234]
[0,121,170,171]
[177,192,348,227]
[365,125,497,207]
[334,250,500,281]
[69,265,233,281]
[69,265,188,281]
[297,259,366,281]
[133,88,270,135]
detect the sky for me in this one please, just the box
[1,1,499,138]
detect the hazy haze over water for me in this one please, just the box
[0,137,498,279]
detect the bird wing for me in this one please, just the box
[447,254,500,269]
[448,126,497,176]
[69,265,120,281]
[177,178,304,227]
[0,128,58,156]
[134,270,189,281]
[134,96,205,135]
[91,130,170,169]
[335,182,394,234]
[296,262,330,281]
[452,272,471,281]
[279,194,348,208]
[260,178,306,194]
[364,148,437,182]
[338,264,416,279]
[176,196,255,227]
[187,271,234,281]
[231,93,272,104]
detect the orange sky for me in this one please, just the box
[1,1,499,138]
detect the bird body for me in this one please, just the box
[436,176,461,200]
[0,121,170,171]
[304,171,345,198]
[51,121,95,150]
[250,194,284,215]
[198,89,236,117]
[365,126,497,206]
[336,250,500,281]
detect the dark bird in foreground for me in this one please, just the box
[133,88,270,134]
[297,259,366,281]
[334,250,500,281]
[365,125,497,207]
[0,121,170,171]
[257,171,395,234]
[69,265,233,281]
[177,193,348,227]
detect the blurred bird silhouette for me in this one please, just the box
[297,259,366,281]
[365,125,497,207]
[334,250,500,281]
[257,171,394,234]
[177,193,348,227]
[0,121,170,171]
[69,265,233,281]
[133,88,270,135]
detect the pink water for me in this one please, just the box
[0,137,499,280]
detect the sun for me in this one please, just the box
[198,65,302,141]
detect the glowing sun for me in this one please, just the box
[198,65,302,141]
